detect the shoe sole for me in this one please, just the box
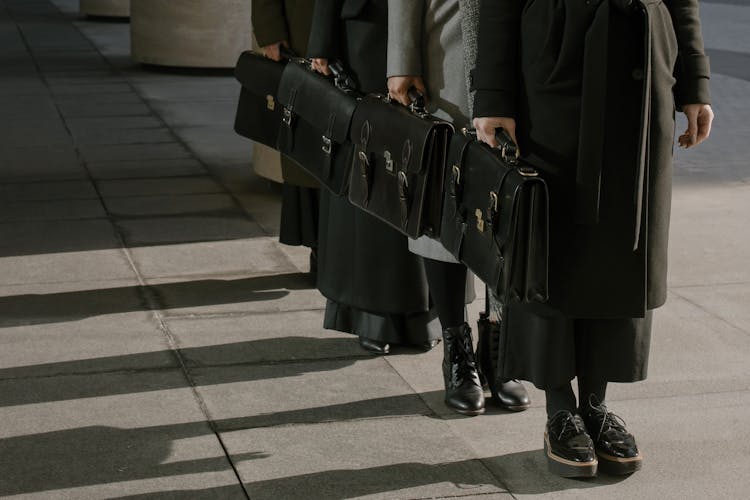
[451,406,486,417]
[494,399,531,412]
[544,433,598,478]
[597,450,643,475]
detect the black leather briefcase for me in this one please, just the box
[233,51,285,148]
[276,60,359,195]
[440,129,550,304]
[348,94,453,238]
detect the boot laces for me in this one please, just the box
[451,331,478,383]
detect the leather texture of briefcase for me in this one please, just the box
[276,60,359,196]
[348,94,453,238]
[233,51,285,149]
[440,129,550,304]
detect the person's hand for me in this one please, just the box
[261,41,288,62]
[387,76,428,106]
[473,116,518,149]
[679,104,714,148]
[311,58,331,75]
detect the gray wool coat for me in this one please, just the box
[387,0,480,263]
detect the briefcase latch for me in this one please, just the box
[266,95,276,111]
[322,136,332,155]
[475,209,485,233]
[282,108,293,126]
[384,150,394,172]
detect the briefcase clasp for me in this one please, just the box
[475,209,485,233]
[384,150,394,172]
[266,95,276,111]
[282,108,293,126]
[322,136,332,155]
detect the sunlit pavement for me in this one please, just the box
[1,1,748,498]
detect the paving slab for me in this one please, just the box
[133,80,241,103]
[0,198,106,222]
[0,144,85,181]
[148,273,325,318]
[70,126,175,146]
[668,184,750,288]
[102,193,241,218]
[65,115,164,132]
[672,282,750,335]
[149,100,239,128]
[0,94,60,118]
[79,142,192,163]
[0,118,72,148]
[96,176,224,197]
[0,219,134,284]
[0,179,98,201]
[128,237,298,280]
[165,311,358,367]
[115,216,265,248]
[86,158,207,179]
[0,372,241,499]
[220,416,506,500]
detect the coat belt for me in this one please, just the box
[575,0,650,251]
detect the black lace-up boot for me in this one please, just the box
[442,323,485,416]
[545,410,598,477]
[582,396,642,475]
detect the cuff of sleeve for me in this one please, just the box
[472,89,517,119]
[386,48,422,78]
[253,22,290,48]
[675,77,711,109]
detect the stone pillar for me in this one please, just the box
[80,0,130,18]
[130,0,253,68]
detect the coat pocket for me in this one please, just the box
[341,0,368,19]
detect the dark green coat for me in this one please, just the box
[251,0,318,187]
[473,0,711,318]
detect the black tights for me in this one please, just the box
[423,258,467,330]
[545,378,608,417]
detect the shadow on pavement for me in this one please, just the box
[0,422,265,497]
[0,273,315,327]
[0,337,373,406]
[111,486,248,499]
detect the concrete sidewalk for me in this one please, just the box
[1,0,748,498]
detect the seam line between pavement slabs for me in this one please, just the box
[413,492,514,500]
[670,288,750,336]
[383,355,518,499]
[9,3,252,497]
[51,2,296,257]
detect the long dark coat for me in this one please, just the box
[473,0,711,319]
[307,0,440,344]
[252,0,319,247]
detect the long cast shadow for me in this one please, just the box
[0,336,372,407]
[0,272,315,327]
[0,390,626,497]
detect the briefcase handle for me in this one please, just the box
[280,47,356,93]
[460,127,520,165]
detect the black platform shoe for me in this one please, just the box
[420,339,441,352]
[544,410,598,478]
[358,336,390,355]
[476,311,530,411]
[582,396,642,475]
[442,323,485,416]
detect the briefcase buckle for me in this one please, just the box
[266,95,276,111]
[322,136,332,155]
[282,108,293,126]
[475,208,485,233]
[384,150,394,172]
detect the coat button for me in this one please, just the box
[632,68,644,80]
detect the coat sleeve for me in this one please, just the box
[386,0,425,77]
[307,0,345,58]
[471,0,522,118]
[251,0,290,47]
[668,0,711,106]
